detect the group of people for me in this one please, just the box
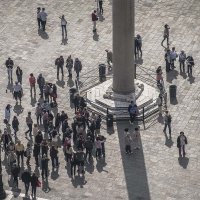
[55,55,82,79]
[2,55,109,198]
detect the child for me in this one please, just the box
[124,128,132,154]
[133,127,140,150]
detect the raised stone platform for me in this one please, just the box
[86,79,159,120]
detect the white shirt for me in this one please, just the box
[13,84,22,92]
[40,11,47,21]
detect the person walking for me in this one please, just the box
[66,55,73,78]
[5,104,12,123]
[15,140,24,166]
[99,0,103,14]
[186,55,195,75]
[136,34,142,57]
[55,56,64,79]
[37,7,41,29]
[33,143,40,166]
[179,50,186,73]
[170,47,178,69]
[31,173,39,198]
[16,66,23,84]
[29,73,36,96]
[74,58,82,78]
[13,81,23,104]
[11,163,20,189]
[105,50,112,68]
[5,57,14,82]
[25,112,33,138]
[91,10,98,32]
[21,170,31,197]
[177,132,188,157]
[25,143,32,167]
[12,116,19,137]
[37,73,45,98]
[84,136,93,162]
[59,15,67,37]
[39,8,48,31]
[133,127,140,150]
[41,154,49,180]
[163,111,172,138]
[161,24,170,46]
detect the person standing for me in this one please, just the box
[37,7,41,29]
[105,50,112,68]
[37,73,45,98]
[50,145,59,168]
[91,10,98,32]
[99,0,103,14]
[41,154,49,180]
[156,94,163,115]
[13,81,23,104]
[55,56,64,79]
[186,55,195,75]
[25,112,33,138]
[11,164,20,189]
[163,111,172,138]
[161,24,170,46]
[124,128,132,154]
[66,55,73,78]
[33,143,40,166]
[31,173,39,198]
[133,127,140,150]
[179,50,186,73]
[165,49,171,72]
[29,73,36,96]
[12,116,19,137]
[74,58,82,78]
[170,47,178,69]
[15,140,24,166]
[39,8,47,31]
[5,104,12,123]
[25,143,32,167]
[136,34,142,57]
[21,170,31,197]
[59,15,67,37]
[16,66,23,84]
[177,132,188,157]
[5,57,14,81]
[84,136,93,162]
[35,103,42,124]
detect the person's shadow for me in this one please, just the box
[71,175,87,188]
[67,77,74,87]
[135,56,143,65]
[164,132,174,148]
[61,35,68,45]
[98,13,105,22]
[7,79,13,93]
[180,70,187,79]
[166,69,178,83]
[13,103,24,116]
[85,159,95,174]
[42,179,51,193]
[50,167,59,180]
[178,156,189,169]
[38,29,49,39]
[30,94,37,107]
[96,158,108,173]
[56,76,65,88]
[188,73,195,84]
[93,31,99,41]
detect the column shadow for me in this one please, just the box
[116,121,151,200]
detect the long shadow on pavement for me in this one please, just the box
[116,121,151,200]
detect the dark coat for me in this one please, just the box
[31,175,38,187]
[21,171,31,183]
[177,135,187,148]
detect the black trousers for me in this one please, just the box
[32,186,37,197]
[41,20,46,31]
[57,66,64,77]
[37,18,41,28]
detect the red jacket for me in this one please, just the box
[29,76,36,86]
[92,13,97,21]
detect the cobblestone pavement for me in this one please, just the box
[0,0,200,200]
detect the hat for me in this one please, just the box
[39,73,42,77]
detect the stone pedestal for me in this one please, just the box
[112,0,135,94]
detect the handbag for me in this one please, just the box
[36,180,41,187]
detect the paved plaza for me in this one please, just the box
[0,0,200,199]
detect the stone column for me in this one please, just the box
[112,0,135,94]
